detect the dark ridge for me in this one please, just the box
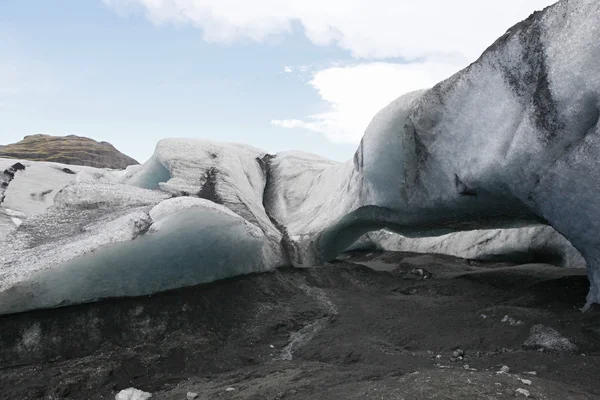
[0,163,26,205]
[30,189,53,200]
[11,162,25,171]
[257,154,298,264]
[131,218,152,240]
[580,93,600,138]
[413,129,429,166]
[255,154,272,176]
[353,138,365,170]
[454,174,478,197]
[197,167,222,204]
[482,7,564,144]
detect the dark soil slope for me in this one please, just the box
[1,251,599,399]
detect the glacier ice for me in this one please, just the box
[1,0,600,313]
[0,199,281,314]
[120,139,285,251]
[355,227,585,269]
[0,158,113,215]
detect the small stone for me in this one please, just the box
[500,365,510,374]
[410,268,432,279]
[436,354,442,359]
[501,315,524,326]
[525,371,537,376]
[452,349,465,358]
[463,364,470,370]
[225,388,235,392]
[115,388,152,400]
[270,345,275,349]
[515,388,531,397]
[519,379,532,386]
[187,392,199,400]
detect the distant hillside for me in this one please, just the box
[0,134,139,169]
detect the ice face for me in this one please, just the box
[354,227,585,269]
[0,205,278,314]
[121,139,284,247]
[307,0,600,304]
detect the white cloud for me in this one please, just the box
[104,0,556,143]
[273,61,461,143]
[104,0,555,60]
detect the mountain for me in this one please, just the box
[0,134,138,169]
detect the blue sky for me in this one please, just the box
[1,0,554,163]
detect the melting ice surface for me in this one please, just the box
[0,206,275,314]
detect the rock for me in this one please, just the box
[452,349,464,358]
[515,388,531,397]
[225,387,235,392]
[0,134,138,169]
[500,365,510,374]
[187,392,199,399]
[411,268,432,279]
[0,162,26,205]
[520,379,532,386]
[523,325,578,353]
[501,315,524,326]
[115,387,152,400]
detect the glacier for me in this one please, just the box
[1,0,599,313]
[356,227,585,269]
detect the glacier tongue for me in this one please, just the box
[1,0,600,313]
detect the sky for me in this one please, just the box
[1,0,555,163]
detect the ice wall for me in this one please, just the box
[1,0,599,313]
